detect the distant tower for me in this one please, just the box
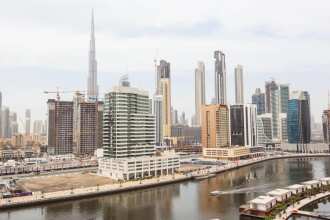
[194,61,206,126]
[214,51,227,105]
[234,65,244,104]
[25,109,31,135]
[252,88,266,115]
[0,91,2,138]
[87,9,99,101]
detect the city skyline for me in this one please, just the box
[1,1,330,124]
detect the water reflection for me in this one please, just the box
[1,158,330,220]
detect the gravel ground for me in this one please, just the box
[17,172,115,193]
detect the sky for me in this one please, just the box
[1,0,330,126]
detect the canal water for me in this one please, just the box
[1,157,330,220]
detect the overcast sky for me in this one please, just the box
[1,0,330,126]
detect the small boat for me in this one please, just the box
[209,190,223,196]
[194,174,209,180]
[194,173,216,180]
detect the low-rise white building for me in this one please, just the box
[248,195,277,212]
[320,177,330,186]
[285,184,306,195]
[266,188,292,202]
[98,151,180,180]
[203,146,250,160]
[301,180,321,189]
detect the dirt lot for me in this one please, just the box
[17,172,115,193]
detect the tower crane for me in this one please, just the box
[43,88,86,101]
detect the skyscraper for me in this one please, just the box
[322,110,330,144]
[0,92,2,138]
[287,91,311,147]
[99,80,180,180]
[48,99,74,155]
[1,107,10,138]
[256,113,273,144]
[157,60,172,138]
[180,111,187,125]
[265,80,279,113]
[102,81,155,158]
[265,80,280,140]
[234,64,244,104]
[174,109,179,125]
[153,95,163,146]
[156,60,171,94]
[230,104,257,147]
[201,104,230,148]
[87,10,98,101]
[280,84,290,113]
[25,109,31,135]
[214,51,227,105]
[10,112,18,136]
[194,61,205,126]
[279,113,288,142]
[33,120,44,135]
[252,88,266,115]
[74,101,103,155]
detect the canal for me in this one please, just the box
[1,157,330,220]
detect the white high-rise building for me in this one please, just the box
[87,10,99,101]
[194,61,205,126]
[214,50,227,105]
[256,113,273,145]
[102,82,156,158]
[99,79,179,180]
[234,65,244,104]
[265,80,280,140]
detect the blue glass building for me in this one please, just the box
[287,91,311,144]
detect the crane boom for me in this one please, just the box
[44,89,86,100]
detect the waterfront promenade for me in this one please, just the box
[1,152,330,210]
[274,192,330,220]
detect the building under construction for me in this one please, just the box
[47,100,74,155]
[47,97,103,156]
[73,100,103,155]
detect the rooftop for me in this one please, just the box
[286,184,305,190]
[249,195,276,205]
[267,188,291,196]
[301,180,321,185]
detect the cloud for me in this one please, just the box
[109,19,222,38]
[0,0,330,124]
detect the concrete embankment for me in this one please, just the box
[1,153,330,210]
[209,153,330,176]
[0,174,191,210]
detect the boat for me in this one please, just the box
[194,174,209,180]
[193,173,216,180]
[209,190,224,196]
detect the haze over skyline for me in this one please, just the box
[1,0,330,124]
